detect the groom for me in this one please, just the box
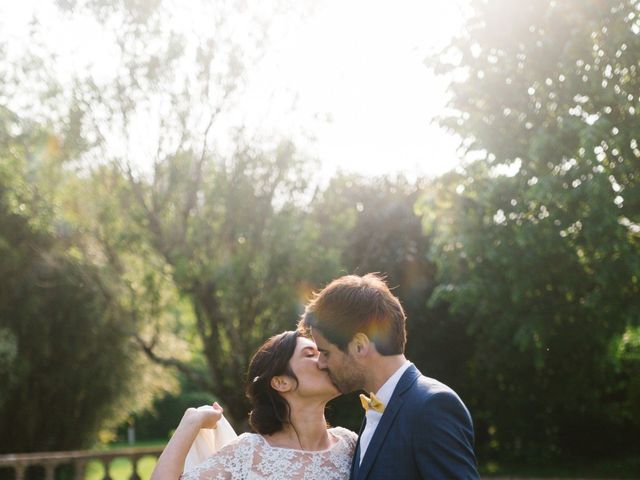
[299,273,479,479]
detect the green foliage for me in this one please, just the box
[0,96,174,452]
[428,0,640,462]
[0,150,127,452]
[124,382,216,441]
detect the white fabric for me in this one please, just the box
[359,361,412,464]
[180,426,357,480]
[184,406,238,473]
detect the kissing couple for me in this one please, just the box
[151,273,479,479]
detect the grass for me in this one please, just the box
[480,454,640,479]
[85,457,157,480]
[84,441,165,480]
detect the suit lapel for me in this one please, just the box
[350,417,366,480]
[357,365,421,480]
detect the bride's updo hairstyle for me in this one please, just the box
[246,330,302,434]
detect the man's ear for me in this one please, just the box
[271,375,293,393]
[348,333,371,357]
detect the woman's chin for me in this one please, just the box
[313,384,340,401]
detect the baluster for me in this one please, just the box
[0,446,164,480]
[101,458,112,480]
[129,456,141,480]
[44,462,56,480]
[14,464,26,480]
[74,460,86,480]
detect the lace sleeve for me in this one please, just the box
[329,427,358,455]
[180,433,256,480]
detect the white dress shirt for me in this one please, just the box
[359,360,412,464]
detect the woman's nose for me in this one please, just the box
[317,354,328,370]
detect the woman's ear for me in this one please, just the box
[270,375,292,393]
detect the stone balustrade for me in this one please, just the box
[0,446,163,480]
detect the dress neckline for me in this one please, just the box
[257,428,342,453]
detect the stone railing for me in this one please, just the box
[0,446,163,480]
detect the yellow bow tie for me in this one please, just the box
[360,392,385,413]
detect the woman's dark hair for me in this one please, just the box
[246,330,302,435]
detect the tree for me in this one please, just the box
[0,0,324,429]
[428,0,640,462]
[0,109,171,452]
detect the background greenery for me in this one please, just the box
[0,0,638,476]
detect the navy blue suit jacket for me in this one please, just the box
[350,364,479,480]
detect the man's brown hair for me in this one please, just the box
[299,273,407,355]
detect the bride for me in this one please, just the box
[150,330,357,480]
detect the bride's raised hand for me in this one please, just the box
[151,402,224,480]
[183,402,224,429]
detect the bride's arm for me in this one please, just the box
[150,403,223,480]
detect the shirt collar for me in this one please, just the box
[374,360,412,407]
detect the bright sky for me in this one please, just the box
[0,0,468,180]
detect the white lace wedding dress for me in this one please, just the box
[180,426,357,480]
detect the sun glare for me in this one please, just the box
[239,0,470,180]
[0,0,469,180]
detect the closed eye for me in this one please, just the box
[302,346,319,358]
